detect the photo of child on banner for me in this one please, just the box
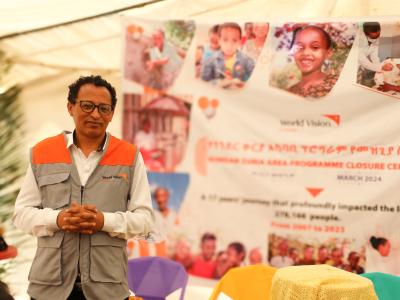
[269,22,357,99]
[122,91,191,172]
[197,22,268,89]
[268,234,366,274]
[357,21,400,98]
[125,172,190,258]
[124,20,195,90]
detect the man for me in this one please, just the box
[317,245,329,264]
[297,244,316,265]
[327,247,345,269]
[248,247,263,265]
[189,233,217,278]
[134,118,164,171]
[270,239,294,268]
[358,22,382,87]
[13,75,154,300]
[226,241,246,269]
[147,29,184,89]
[153,186,179,228]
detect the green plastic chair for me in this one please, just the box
[361,272,400,300]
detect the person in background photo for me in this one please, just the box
[171,238,193,271]
[201,22,255,88]
[297,244,316,265]
[12,75,154,300]
[242,22,269,62]
[358,22,382,87]
[134,118,164,171]
[226,242,246,269]
[189,233,217,278]
[288,247,299,265]
[288,25,337,98]
[270,239,294,268]
[147,29,184,89]
[370,236,391,257]
[343,251,365,274]
[214,251,231,279]
[327,247,345,269]
[201,24,220,65]
[153,187,179,239]
[248,247,263,265]
[317,245,329,264]
[241,22,255,45]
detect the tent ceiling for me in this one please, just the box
[0,0,399,87]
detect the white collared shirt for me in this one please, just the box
[13,132,154,239]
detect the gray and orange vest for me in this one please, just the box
[28,132,138,300]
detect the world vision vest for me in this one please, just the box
[28,132,138,300]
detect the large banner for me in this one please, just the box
[121,17,400,278]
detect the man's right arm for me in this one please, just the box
[12,164,60,237]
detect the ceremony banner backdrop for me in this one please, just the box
[122,17,400,276]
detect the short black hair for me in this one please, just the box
[228,241,246,260]
[201,232,216,244]
[0,281,14,300]
[209,24,220,35]
[218,22,242,39]
[370,236,388,250]
[363,22,381,35]
[68,75,117,108]
[290,25,332,49]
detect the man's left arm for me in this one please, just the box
[101,153,155,239]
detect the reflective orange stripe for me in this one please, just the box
[99,136,137,166]
[32,134,72,165]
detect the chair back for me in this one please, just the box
[361,272,400,300]
[271,264,378,300]
[209,264,277,300]
[127,256,188,300]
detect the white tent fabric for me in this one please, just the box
[1,0,400,88]
[1,1,400,299]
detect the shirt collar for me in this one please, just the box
[66,130,108,152]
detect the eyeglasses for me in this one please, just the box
[76,101,113,116]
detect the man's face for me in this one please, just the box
[331,249,343,263]
[153,31,164,48]
[219,27,241,58]
[227,246,243,267]
[67,83,113,140]
[155,188,169,211]
[201,239,216,260]
[318,248,328,261]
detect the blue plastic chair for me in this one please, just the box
[127,256,188,300]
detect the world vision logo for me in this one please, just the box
[280,114,341,130]
[306,187,324,198]
[101,173,128,182]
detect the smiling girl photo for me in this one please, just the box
[269,22,357,100]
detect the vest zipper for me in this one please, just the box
[78,185,84,277]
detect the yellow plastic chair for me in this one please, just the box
[209,264,277,300]
[271,264,378,300]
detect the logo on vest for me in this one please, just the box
[101,173,128,182]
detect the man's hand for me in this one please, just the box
[57,201,104,234]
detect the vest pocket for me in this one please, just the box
[90,233,127,283]
[28,231,64,285]
[38,172,71,209]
